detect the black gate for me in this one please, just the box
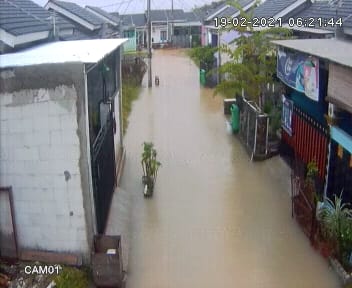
[91,113,116,234]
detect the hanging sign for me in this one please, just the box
[277,48,319,101]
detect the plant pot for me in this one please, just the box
[143,177,154,197]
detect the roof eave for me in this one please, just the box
[45,1,100,31]
[0,28,50,48]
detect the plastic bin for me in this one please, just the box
[200,69,206,86]
[223,98,237,115]
[230,104,240,133]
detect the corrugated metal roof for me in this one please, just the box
[51,0,104,26]
[0,0,51,36]
[272,38,352,68]
[0,38,127,68]
[85,6,119,24]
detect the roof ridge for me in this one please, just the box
[5,0,51,26]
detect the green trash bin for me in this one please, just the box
[200,69,206,86]
[230,104,240,133]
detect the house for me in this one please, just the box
[0,0,74,54]
[172,11,202,48]
[272,37,352,201]
[119,13,147,51]
[45,0,119,39]
[293,0,352,39]
[0,38,126,263]
[148,9,185,48]
[201,0,257,47]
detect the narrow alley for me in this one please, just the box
[107,49,340,288]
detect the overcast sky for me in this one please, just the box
[32,0,214,14]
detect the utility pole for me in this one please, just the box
[147,0,152,87]
[171,0,174,46]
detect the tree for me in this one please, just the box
[215,1,292,104]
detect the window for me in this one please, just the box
[160,30,167,42]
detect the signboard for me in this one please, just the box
[282,95,293,136]
[277,48,319,101]
[328,63,352,113]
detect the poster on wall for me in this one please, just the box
[277,48,319,101]
[282,95,293,136]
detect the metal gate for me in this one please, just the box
[91,113,116,234]
[237,97,270,160]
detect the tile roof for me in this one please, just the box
[9,0,74,30]
[212,0,256,18]
[51,0,105,26]
[85,6,119,24]
[203,1,227,20]
[253,0,298,18]
[296,0,352,29]
[120,13,146,27]
[183,11,201,22]
[0,0,51,36]
[148,9,185,21]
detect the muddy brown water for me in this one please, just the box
[111,50,340,287]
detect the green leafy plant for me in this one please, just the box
[141,142,161,194]
[54,267,88,288]
[307,160,319,179]
[188,45,217,70]
[319,192,352,264]
[215,0,292,102]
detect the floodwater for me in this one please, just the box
[108,50,340,288]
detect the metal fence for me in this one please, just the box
[237,97,270,160]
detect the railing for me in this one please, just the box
[123,37,136,52]
[237,97,270,160]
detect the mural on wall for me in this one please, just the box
[277,48,319,101]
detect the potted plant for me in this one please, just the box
[319,192,352,264]
[305,160,323,212]
[141,142,161,197]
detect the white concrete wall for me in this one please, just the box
[0,85,89,255]
[152,24,168,44]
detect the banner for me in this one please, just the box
[282,95,293,136]
[277,48,319,101]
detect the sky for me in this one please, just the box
[32,0,215,14]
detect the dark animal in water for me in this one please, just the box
[155,76,160,86]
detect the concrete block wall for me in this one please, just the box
[0,84,89,255]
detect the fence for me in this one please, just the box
[237,97,270,160]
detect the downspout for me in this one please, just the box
[217,29,221,84]
[118,47,124,148]
[83,65,98,237]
